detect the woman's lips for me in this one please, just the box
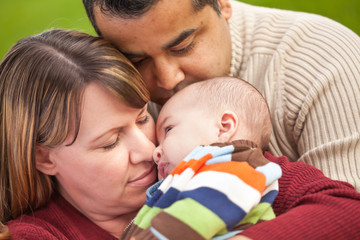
[128,165,157,187]
[157,162,169,179]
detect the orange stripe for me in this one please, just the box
[198,161,266,193]
[170,153,213,175]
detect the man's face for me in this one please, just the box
[94,0,232,105]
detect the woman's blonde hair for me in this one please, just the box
[0,29,149,235]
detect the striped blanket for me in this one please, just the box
[122,140,282,240]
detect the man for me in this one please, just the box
[82,0,360,191]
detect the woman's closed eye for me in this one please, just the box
[103,135,120,150]
[137,115,150,125]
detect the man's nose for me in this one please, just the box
[153,145,163,164]
[154,57,185,90]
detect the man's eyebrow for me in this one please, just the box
[122,29,197,59]
[164,29,197,49]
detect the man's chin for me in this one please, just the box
[152,98,170,106]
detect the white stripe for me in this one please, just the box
[184,171,262,212]
[159,168,196,193]
[263,180,279,196]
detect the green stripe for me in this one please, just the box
[239,202,275,225]
[134,205,162,229]
[164,198,226,239]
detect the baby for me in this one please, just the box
[154,76,273,179]
[125,77,281,240]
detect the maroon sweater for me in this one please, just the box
[7,194,117,240]
[7,153,360,239]
[241,153,360,239]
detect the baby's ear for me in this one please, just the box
[218,110,238,142]
[35,146,57,175]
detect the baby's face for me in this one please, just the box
[153,96,218,179]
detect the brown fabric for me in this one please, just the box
[122,212,206,240]
[151,212,206,240]
[211,139,269,168]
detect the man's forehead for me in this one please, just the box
[94,0,199,34]
[94,1,202,52]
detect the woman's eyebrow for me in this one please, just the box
[89,127,118,145]
[138,107,145,117]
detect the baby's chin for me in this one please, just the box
[157,161,171,180]
[157,172,164,180]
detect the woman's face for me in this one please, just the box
[47,83,157,221]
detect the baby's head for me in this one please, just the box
[154,77,272,179]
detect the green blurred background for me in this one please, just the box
[1,0,359,59]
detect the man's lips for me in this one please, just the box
[128,165,157,187]
[152,97,170,106]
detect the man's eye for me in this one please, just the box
[172,42,195,55]
[130,57,146,65]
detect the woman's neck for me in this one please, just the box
[59,189,138,238]
[93,211,137,238]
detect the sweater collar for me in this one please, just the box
[228,0,245,77]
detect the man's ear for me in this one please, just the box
[218,0,232,20]
[218,110,238,142]
[35,146,57,175]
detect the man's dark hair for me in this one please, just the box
[83,0,221,36]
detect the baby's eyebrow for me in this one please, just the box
[156,116,170,133]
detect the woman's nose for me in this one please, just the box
[153,146,163,164]
[128,128,156,164]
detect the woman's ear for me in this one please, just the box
[218,110,238,142]
[218,0,232,20]
[35,146,57,175]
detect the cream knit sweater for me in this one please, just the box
[229,1,360,191]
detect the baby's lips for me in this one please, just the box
[157,162,169,179]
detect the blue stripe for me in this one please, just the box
[178,187,247,230]
[256,162,282,185]
[211,230,243,240]
[146,189,164,207]
[260,190,278,204]
[146,180,163,201]
[153,187,181,209]
[150,227,169,240]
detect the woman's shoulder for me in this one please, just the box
[7,215,67,240]
[7,195,74,239]
[7,194,118,240]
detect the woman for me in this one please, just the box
[0,29,157,239]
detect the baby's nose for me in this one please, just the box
[153,146,163,164]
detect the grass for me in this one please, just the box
[1,0,359,59]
